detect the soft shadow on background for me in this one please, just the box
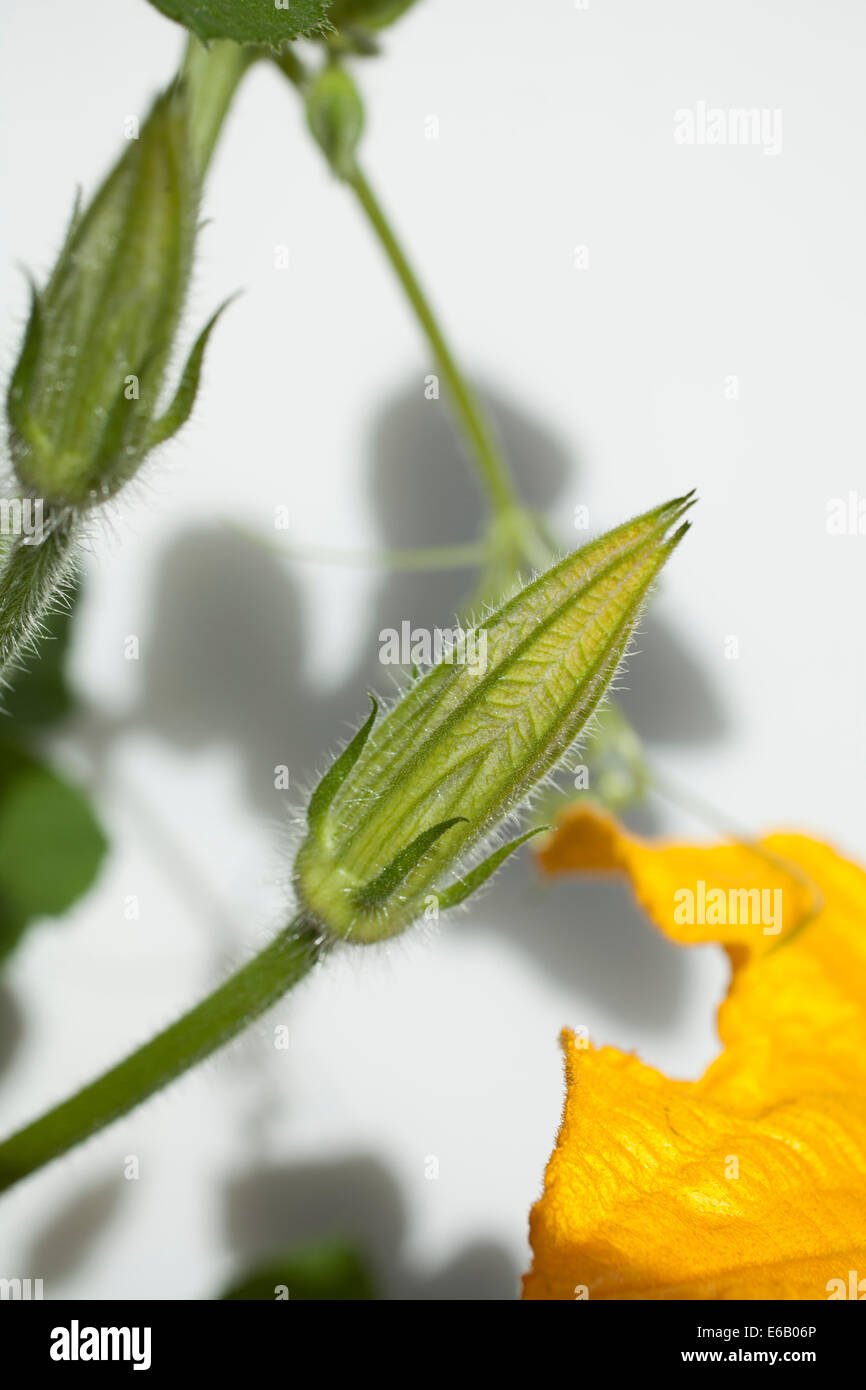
[24,1175,126,1285]
[225,1156,517,1300]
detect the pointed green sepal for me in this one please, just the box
[437,826,550,915]
[6,277,43,426]
[147,297,235,451]
[307,695,378,835]
[353,816,467,913]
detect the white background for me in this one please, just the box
[0,0,863,1298]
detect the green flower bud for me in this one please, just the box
[306,65,364,178]
[294,493,694,943]
[6,82,222,508]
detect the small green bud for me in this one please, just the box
[306,65,364,178]
[294,493,694,943]
[6,83,219,508]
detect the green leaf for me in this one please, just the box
[437,826,549,914]
[307,695,378,834]
[327,0,418,31]
[0,742,107,964]
[145,0,331,46]
[221,1240,374,1300]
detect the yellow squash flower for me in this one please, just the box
[523,805,866,1300]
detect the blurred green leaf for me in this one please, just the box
[222,1240,375,1300]
[0,741,107,964]
[144,0,330,45]
[327,0,418,31]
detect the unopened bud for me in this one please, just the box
[7,83,224,508]
[295,494,695,942]
[306,65,364,178]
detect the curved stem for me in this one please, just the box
[0,918,324,1195]
[230,523,486,571]
[274,53,549,569]
[348,164,520,519]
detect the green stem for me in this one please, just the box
[348,164,520,519]
[180,37,255,177]
[231,524,486,571]
[275,54,550,570]
[0,918,323,1195]
[0,514,78,682]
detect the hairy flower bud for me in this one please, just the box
[295,493,694,942]
[6,82,222,508]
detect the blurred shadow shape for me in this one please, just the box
[363,380,570,638]
[469,850,690,1033]
[224,1155,518,1300]
[25,1174,126,1283]
[369,380,568,539]
[417,1239,517,1301]
[618,613,729,745]
[134,527,339,821]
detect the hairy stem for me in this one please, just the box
[275,52,550,569]
[0,918,324,1194]
[0,515,78,681]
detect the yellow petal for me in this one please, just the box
[524,807,866,1300]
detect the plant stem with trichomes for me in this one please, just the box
[0,920,323,1194]
[281,53,550,572]
[348,165,552,574]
